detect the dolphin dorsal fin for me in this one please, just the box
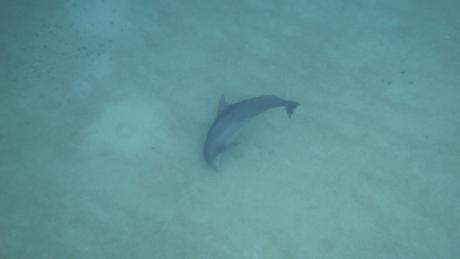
[217,95,229,115]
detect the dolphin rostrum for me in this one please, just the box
[203,95,300,170]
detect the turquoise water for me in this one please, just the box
[1,0,459,258]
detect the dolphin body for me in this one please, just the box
[204,95,300,170]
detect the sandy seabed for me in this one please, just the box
[1,0,459,258]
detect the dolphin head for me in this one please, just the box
[204,142,224,171]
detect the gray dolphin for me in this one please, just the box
[203,95,300,170]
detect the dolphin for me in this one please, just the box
[203,95,300,170]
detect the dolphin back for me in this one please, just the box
[226,95,299,120]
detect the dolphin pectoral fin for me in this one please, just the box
[222,140,240,150]
[217,144,227,152]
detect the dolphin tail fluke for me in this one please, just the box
[285,101,300,118]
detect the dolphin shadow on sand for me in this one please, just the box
[203,95,300,170]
